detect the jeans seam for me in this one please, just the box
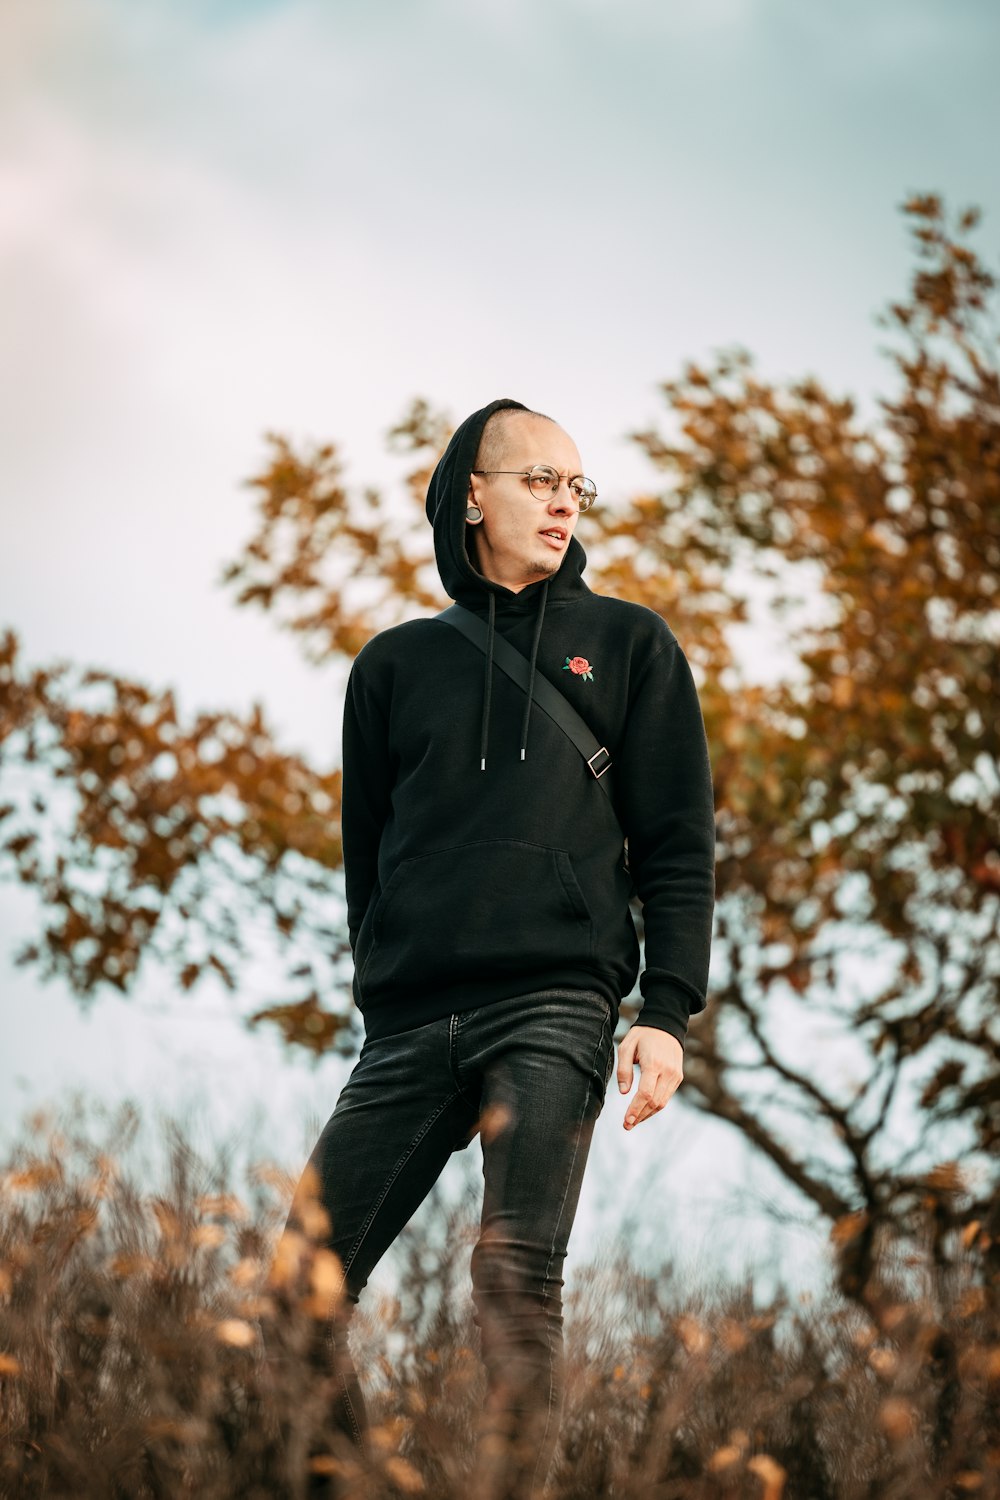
[323,1088,464,1440]
[340,1369,364,1449]
[448,1013,479,1107]
[530,1006,611,1492]
[339,1089,463,1281]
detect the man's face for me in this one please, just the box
[467,414,586,592]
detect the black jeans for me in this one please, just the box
[279,986,617,1498]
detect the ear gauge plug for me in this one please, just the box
[466,504,484,522]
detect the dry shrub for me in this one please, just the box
[0,1096,997,1499]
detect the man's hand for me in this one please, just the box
[616,1025,683,1130]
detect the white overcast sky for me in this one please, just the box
[1,0,997,1301]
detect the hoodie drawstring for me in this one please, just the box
[479,575,550,771]
[479,590,496,771]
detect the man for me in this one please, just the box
[281,397,716,1498]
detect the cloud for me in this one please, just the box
[3,0,998,537]
[2,0,999,1198]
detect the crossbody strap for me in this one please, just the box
[436,602,624,835]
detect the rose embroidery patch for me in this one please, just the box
[563,655,594,681]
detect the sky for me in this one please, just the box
[1,0,998,1308]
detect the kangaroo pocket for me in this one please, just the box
[358,839,594,1000]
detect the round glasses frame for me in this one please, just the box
[471,464,598,512]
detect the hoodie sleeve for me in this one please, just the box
[618,636,716,1051]
[341,652,393,953]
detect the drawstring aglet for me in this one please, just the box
[481,757,486,770]
[520,748,526,760]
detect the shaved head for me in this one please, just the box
[473,406,557,477]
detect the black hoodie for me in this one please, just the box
[341,397,716,1050]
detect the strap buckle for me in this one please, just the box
[587,746,612,780]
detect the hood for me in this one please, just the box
[425,396,590,772]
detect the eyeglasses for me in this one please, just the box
[471,464,598,512]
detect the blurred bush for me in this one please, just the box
[0,1095,996,1498]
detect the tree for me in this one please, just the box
[3,193,998,1323]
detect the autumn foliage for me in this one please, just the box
[1,191,999,1492]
